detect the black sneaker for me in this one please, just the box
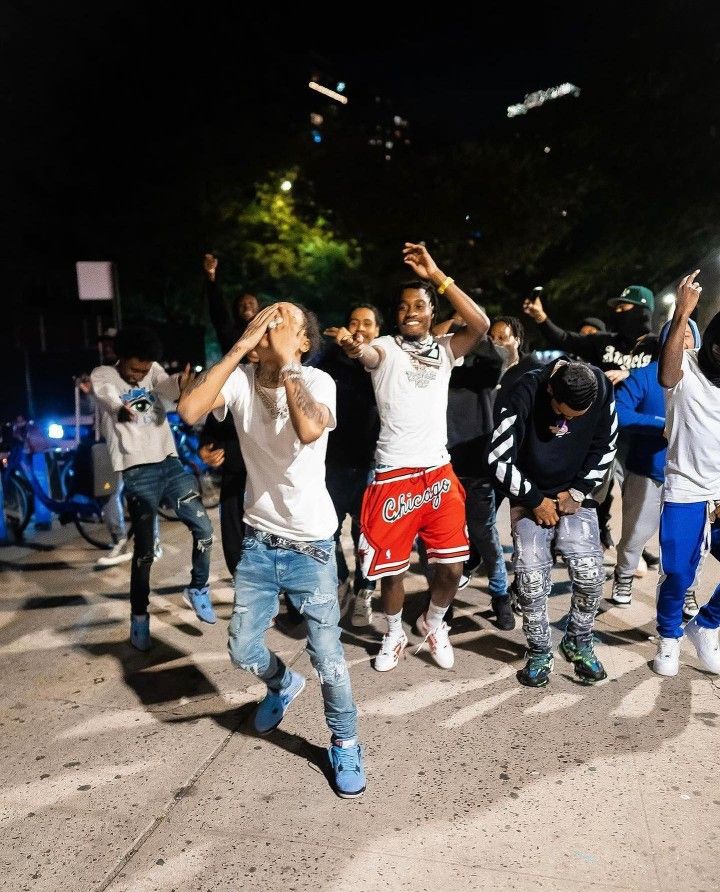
[559,636,607,684]
[642,549,660,569]
[491,595,516,631]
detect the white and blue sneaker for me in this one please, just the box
[254,670,306,734]
[328,739,366,799]
[130,614,151,651]
[183,586,217,624]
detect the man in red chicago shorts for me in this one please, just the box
[338,242,490,671]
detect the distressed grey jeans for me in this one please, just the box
[510,505,604,653]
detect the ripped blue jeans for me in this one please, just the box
[229,534,357,740]
[511,506,604,654]
[123,456,213,615]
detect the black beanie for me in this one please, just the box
[581,317,606,333]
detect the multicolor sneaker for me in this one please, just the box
[517,651,554,687]
[374,630,408,672]
[414,613,454,669]
[183,586,217,624]
[254,670,306,734]
[328,739,366,799]
[559,636,607,684]
[130,614,151,651]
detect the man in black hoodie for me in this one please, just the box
[488,360,616,688]
[523,285,654,549]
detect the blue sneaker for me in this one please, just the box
[254,670,306,734]
[328,740,366,799]
[183,586,217,624]
[130,614,151,651]
[517,651,554,688]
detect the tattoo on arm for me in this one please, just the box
[182,364,215,395]
[287,377,329,426]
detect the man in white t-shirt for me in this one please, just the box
[178,301,365,799]
[91,327,217,651]
[338,243,490,673]
[655,270,720,677]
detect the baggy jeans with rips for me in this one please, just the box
[511,506,604,654]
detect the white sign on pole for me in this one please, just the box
[76,261,114,301]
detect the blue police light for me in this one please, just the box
[311,130,323,144]
[48,423,64,439]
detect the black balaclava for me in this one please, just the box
[698,311,720,387]
[614,306,652,347]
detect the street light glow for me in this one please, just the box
[280,180,293,192]
[308,81,348,104]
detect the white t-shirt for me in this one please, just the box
[90,363,179,472]
[217,364,338,541]
[369,334,456,469]
[663,349,720,502]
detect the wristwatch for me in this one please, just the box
[568,488,585,504]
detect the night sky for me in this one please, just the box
[3,2,719,308]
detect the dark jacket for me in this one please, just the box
[488,361,616,508]
[316,344,379,469]
[537,316,654,372]
[447,340,504,478]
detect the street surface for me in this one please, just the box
[1,496,719,891]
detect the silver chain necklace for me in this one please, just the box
[253,372,289,420]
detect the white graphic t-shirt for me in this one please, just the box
[664,349,720,502]
[217,364,338,541]
[369,334,456,469]
[90,363,179,471]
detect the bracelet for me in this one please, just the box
[279,362,303,380]
[437,276,454,295]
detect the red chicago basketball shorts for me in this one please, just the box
[358,464,469,580]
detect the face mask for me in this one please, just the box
[615,306,652,346]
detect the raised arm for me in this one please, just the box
[659,270,702,388]
[402,242,490,358]
[269,305,333,444]
[178,303,279,423]
[523,293,599,359]
[329,326,385,370]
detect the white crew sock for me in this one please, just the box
[425,601,449,631]
[385,611,403,637]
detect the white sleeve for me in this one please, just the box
[437,334,458,364]
[307,370,337,431]
[150,362,181,403]
[215,368,249,421]
[90,366,123,414]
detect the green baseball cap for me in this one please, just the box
[608,285,655,312]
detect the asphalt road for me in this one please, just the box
[1,497,719,892]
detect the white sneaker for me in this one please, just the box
[414,613,455,670]
[374,630,408,672]
[457,574,470,591]
[633,556,647,578]
[351,589,374,627]
[685,617,720,673]
[653,637,680,677]
[96,539,132,567]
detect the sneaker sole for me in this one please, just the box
[182,593,217,624]
[652,662,679,677]
[334,784,366,799]
[611,598,632,607]
[256,677,307,735]
[516,671,551,688]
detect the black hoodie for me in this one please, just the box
[537,307,654,372]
